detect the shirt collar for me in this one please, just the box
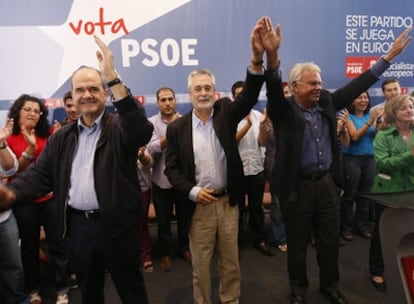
[292,97,322,113]
[77,111,104,133]
[192,109,214,128]
[381,124,406,136]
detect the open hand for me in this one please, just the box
[21,125,36,148]
[94,35,117,83]
[384,26,412,62]
[0,118,13,142]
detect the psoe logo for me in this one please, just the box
[346,56,379,78]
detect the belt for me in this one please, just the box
[300,171,328,181]
[68,207,101,219]
[212,188,229,197]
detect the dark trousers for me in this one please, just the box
[13,198,69,295]
[152,183,189,256]
[369,203,386,277]
[239,171,266,245]
[0,212,30,304]
[68,212,148,304]
[281,173,340,296]
[341,154,376,235]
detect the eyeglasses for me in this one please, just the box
[21,107,43,115]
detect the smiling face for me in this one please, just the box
[292,69,322,109]
[352,92,370,113]
[64,97,80,122]
[189,73,216,113]
[395,99,414,124]
[71,67,108,125]
[19,101,42,129]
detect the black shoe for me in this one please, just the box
[255,242,276,256]
[290,294,306,304]
[371,277,387,292]
[320,290,348,304]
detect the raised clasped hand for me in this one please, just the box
[259,17,281,54]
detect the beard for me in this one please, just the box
[192,98,215,111]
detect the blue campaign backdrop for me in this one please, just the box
[0,0,413,123]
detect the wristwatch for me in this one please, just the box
[106,77,122,88]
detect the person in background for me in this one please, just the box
[336,108,350,148]
[231,80,275,256]
[51,91,80,132]
[0,35,153,304]
[266,25,411,304]
[263,82,291,252]
[164,16,280,304]
[147,87,191,272]
[370,78,401,121]
[1,94,70,304]
[282,82,291,99]
[50,91,81,292]
[137,146,154,273]
[61,91,80,126]
[0,119,29,304]
[340,92,383,243]
[369,94,414,293]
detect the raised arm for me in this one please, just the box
[383,26,412,62]
[249,16,281,71]
[94,35,128,100]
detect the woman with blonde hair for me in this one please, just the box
[369,94,414,292]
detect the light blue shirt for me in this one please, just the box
[342,113,375,155]
[189,110,227,202]
[68,112,104,210]
[147,112,181,189]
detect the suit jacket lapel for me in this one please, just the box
[182,112,196,179]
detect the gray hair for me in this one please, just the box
[187,68,216,90]
[288,62,321,93]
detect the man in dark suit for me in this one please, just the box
[164,16,281,304]
[0,36,154,304]
[266,27,411,304]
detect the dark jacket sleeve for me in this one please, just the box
[113,94,154,152]
[164,115,195,197]
[8,136,55,204]
[330,67,380,111]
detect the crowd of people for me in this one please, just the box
[0,16,413,304]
